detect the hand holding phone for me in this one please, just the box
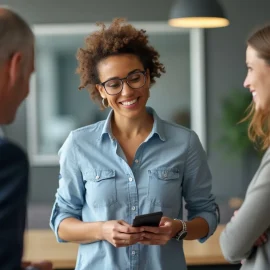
[132,211,163,227]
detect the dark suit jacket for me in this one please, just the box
[0,138,29,270]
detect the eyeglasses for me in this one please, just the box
[99,70,147,95]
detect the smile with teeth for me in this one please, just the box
[121,98,138,106]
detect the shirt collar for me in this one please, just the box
[99,110,114,141]
[99,107,166,142]
[146,107,166,142]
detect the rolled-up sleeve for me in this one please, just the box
[50,132,85,242]
[182,131,218,243]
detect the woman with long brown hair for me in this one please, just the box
[220,24,270,270]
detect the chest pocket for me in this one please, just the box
[83,169,117,207]
[148,168,182,208]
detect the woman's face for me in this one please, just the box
[96,54,150,120]
[244,45,270,112]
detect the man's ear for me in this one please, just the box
[8,52,22,87]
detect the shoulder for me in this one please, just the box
[252,148,270,185]
[161,119,192,136]
[0,139,28,163]
[160,121,206,162]
[256,148,270,176]
[161,119,200,146]
[0,139,29,190]
[71,120,105,139]
[59,120,106,153]
[261,148,270,164]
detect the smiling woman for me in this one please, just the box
[95,55,153,129]
[220,24,270,270]
[49,18,218,270]
[27,21,206,166]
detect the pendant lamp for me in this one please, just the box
[168,0,229,28]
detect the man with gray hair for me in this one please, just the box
[0,6,51,270]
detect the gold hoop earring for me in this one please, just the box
[102,98,109,108]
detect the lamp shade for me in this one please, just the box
[168,0,229,28]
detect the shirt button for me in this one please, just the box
[131,206,136,211]
[132,251,136,255]
[129,177,133,182]
[135,159,139,163]
[95,175,100,180]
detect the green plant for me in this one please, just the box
[219,89,255,156]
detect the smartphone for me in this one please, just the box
[132,211,163,227]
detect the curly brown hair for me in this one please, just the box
[76,18,166,109]
[242,24,270,151]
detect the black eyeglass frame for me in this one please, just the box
[99,70,147,96]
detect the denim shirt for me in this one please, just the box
[50,107,218,270]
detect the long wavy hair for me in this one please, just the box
[243,25,270,151]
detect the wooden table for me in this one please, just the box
[23,225,228,269]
